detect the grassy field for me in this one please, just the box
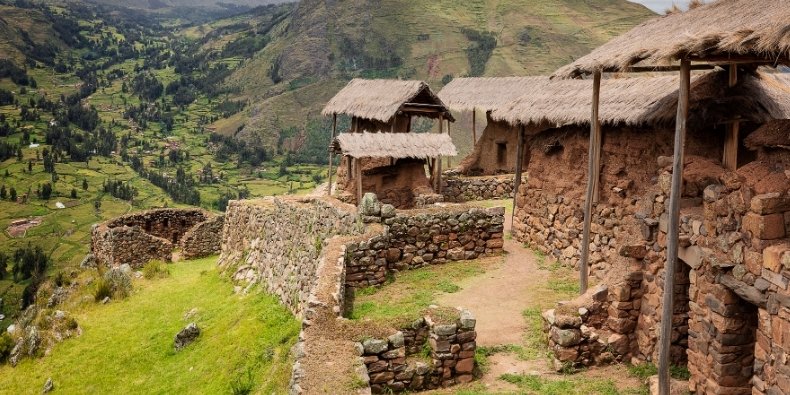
[0,256,300,394]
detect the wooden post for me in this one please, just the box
[472,107,477,143]
[327,113,337,196]
[512,125,525,234]
[446,119,451,169]
[437,155,443,193]
[658,59,691,395]
[355,157,363,204]
[579,71,602,295]
[723,65,739,170]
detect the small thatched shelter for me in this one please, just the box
[553,0,790,79]
[438,77,543,175]
[323,79,456,208]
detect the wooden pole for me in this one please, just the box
[472,107,477,143]
[355,157,363,204]
[327,113,337,196]
[446,119,451,169]
[723,65,739,170]
[512,125,525,234]
[658,59,691,395]
[579,71,601,295]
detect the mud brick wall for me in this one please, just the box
[218,197,363,317]
[91,208,221,268]
[180,214,225,260]
[441,174,523,202]
[344,205,505,288]
[357,310,477,393]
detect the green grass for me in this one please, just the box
[627,363,691,381]
[350,259,491,321]
[0,256,300,394]
[499,373,647,395]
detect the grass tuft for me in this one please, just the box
[142,260,171,279]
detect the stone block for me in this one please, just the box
[363,339,389,355]
[763,244,790,273]
[455,358,475,373]
[743,213,786,240]
[750,193,790,215]
[550,327,581,347]
[679,245,707,269]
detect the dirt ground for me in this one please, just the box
[435,202,644,393]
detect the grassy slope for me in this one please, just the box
[0,5,66,64]
[0,256,300,394]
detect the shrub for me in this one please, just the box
[142,260,170,279]
[0,332,13,363]
[229,368,254,395]
[104,268,132,299]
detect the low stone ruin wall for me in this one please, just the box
[345,203,505,288]
[358,310,477,393]
[219,195,502,394]
[91,208,224,268]
[441,174,523,203]
[218,197,363,317]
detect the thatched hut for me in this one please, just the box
[438,77,542,175]
[330,132,457,208]
[322,79,455,208]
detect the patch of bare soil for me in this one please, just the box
[6,217,43,237]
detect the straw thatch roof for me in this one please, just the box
[493,70,790,128]
[332,132,457,159]
[554,0,790,78]
[437,77,545,112]
[745,119,790,150]
[322,79,451,122]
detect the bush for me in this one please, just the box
[104,268,133,299]
[0,332,13,363]
[142,260,170,279]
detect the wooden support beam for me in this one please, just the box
[346,155,352,184]
[472,107,477,143]
[446,119,451,169]
[723,65,739,170]
[355,157,363,204]
[437,155,443,194]
[512,125,525,234]
[623,64,715,73]
[658,59,691,395]
[579,71,601,295]
[327,114,337,196]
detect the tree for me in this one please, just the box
[9,187,16,202]
[16,147,22,161]
[82,179,88,190]
[70,188,77,199]
[41,183,52,200]
[0,185,5,200]
[0,251,7,280]
[28,160,32,172]
[94,199,101,211]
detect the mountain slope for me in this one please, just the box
[216,0,655,148]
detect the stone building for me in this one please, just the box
[322,79,456,207]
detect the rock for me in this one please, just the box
[458,310,476,329]
[554,314,582,329]
[184,308,198,321]
[43,378,54,393]
[647,375,688,395]
[542,309,556,325]
[174,323,200,351]
[362,338,389,355]
[388,332,405,348]
[119,263,132,274]
[359,193,382,217]
[101,296,110,304]
[550,327,582,347]
[433,324,457,336]
[6,324,15,335]
[380,204,396,218]
[80,253,96,268]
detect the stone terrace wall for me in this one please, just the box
[218,197,363,317]
[91,208,222,268]
[344,203,505,288]
[180,214,225,260]
[441,173,523,203]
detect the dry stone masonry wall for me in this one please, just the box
[91,208,224,268]
[441,173,523,203]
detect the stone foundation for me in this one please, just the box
[91,208,224,268]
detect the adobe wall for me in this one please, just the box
[441,173,523,202]
[455,118,523,176]
[528,124,790,394]
[335,157,435,209]
[91,208,224,268]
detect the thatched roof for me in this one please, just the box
[322,79,451,122]
[745,119,790,150]
[493,70,790,128]
[332,132,457,159]
[437,77,545,112]
[554,0,790,78]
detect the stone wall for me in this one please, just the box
[335,157,435,209]
[441,173,523,202]
[357,309,477,393]
[455,117,523,176]
[218,197,363,317]
[344,202,505,288]
[91,208,223,268]
[180,214,225,260]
